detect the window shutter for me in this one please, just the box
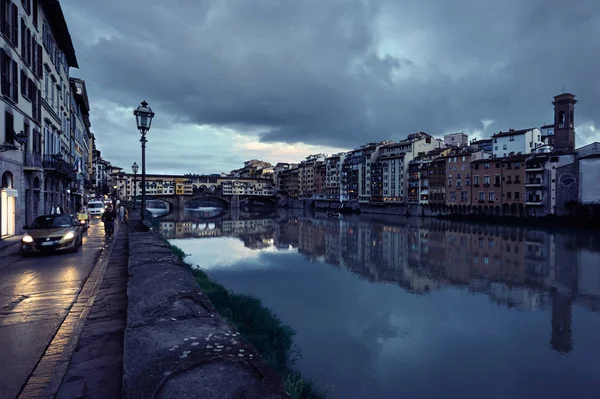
[6,111,14,143]
[26,28,31,65]
[37,88,41,121]
[12,59,18,103]
[3,1,10,39]
[32,40,36,70]
[0,0,6,36]
[20,68,25,96]
[0,49,7,96]
[20,18,25,58]
[33,0,37,27]
[36,43,42,76]
[11,2,17,47]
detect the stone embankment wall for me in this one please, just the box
[123,231,289,399]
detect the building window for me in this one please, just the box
[44,70,49,100]
[1,1,18,47]
[479,192,484,201]
[4,111,14,144]
[1,49,18,103]
[488,192,495,201]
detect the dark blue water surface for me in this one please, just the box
[163,211,600,399]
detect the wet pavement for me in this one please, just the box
[0,218,107,399]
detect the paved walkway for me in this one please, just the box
[55,220,130,399]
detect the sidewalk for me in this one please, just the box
[55,221,130,399]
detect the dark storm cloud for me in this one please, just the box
[63,0,600,150]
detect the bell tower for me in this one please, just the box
[552,92,577,152]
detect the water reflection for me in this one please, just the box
[162,212,600,398]
[161,213,600,356]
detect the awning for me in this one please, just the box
[420,189,429,195]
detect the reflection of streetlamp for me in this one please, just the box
[134,101,155,222]
[132,162,139,209]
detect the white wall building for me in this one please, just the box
[369,133,443,203]
[444,132,468,148]
[577,143,600,205]
[492,128,543,158]
[2,0,79,237]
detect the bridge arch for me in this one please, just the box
[183,195,230,207]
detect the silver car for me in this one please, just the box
[87,201,105,217]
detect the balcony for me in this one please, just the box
[526,165,544,172]
[43,155,76,180]
[23,152,43,170]
[526,196,543,206]
[526,178,543,187]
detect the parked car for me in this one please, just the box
[88,200,105,217]
[21,214,84,255]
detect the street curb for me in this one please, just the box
[17,224,121,399]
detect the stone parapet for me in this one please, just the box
[123,231,289,399]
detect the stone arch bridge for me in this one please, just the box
[149,193,277,210]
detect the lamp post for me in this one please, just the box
[133,101,155,222]
[132,162,139,209]
[0,130,27,152]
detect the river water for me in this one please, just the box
[161,209,600,399]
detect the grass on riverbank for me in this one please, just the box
[169,244,329,399]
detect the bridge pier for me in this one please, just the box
[230,195,240,209]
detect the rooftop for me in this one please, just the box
[492,128,536,138]
[42,0,78,68]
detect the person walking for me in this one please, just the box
[118,204,125,223]
[101,205,117,239]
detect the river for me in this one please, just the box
[160,209,600,399]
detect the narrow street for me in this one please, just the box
[0,218,107,399]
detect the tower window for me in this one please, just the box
[558,111,565,127]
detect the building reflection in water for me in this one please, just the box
[159,212,600,354]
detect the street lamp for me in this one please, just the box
[132,161,139,209]
[133,100,155,222]
[0,130,27,152]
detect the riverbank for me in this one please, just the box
[123,230,291,398]
[169,244,329,399]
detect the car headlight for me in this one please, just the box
[62,231,75,241]
[22,235,33,243]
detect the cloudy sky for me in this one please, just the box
[61,0,599,175]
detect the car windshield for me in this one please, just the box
[88,203,103,208]
[30,215,74,229]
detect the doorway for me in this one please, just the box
[1,171,17,237]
